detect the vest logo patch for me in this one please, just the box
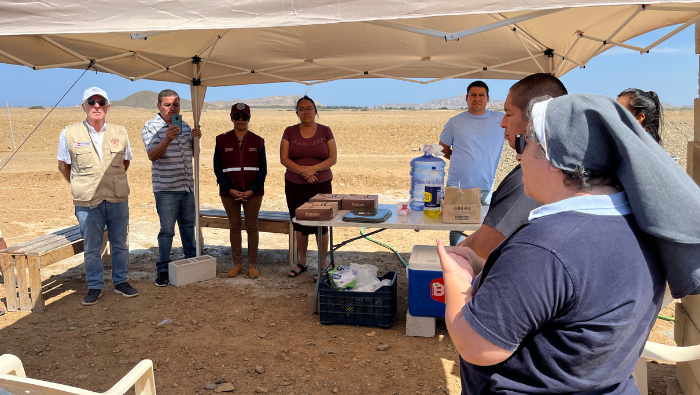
[74,142,91,147]
[111,138,120,146]
[249,148,257,152]
[225,148,234,152]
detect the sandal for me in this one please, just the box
[288,263,308,277]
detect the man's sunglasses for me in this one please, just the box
[515,134,526,155]
[86,99,108,107]
[231,113,250,121]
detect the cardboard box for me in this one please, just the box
[309,201,339,218]
[295,202,336,221]
[441,187,481,224]
[309,194,347,205]
[341,194,379,210]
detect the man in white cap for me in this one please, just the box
[58,87,137,306]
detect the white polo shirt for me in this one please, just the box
[57,120,133,163]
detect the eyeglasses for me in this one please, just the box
[297,107,315,113]
[86,99,108,107]
[515,134,526,155]
[231,113,250,121]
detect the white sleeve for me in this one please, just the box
[56,129,71,164]
[124,135,133,161]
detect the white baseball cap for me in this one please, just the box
[82,87,109,102]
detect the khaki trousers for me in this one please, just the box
[221,195,263,266]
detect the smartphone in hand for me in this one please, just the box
[172,114,183,134]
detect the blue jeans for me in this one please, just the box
[75,200,129,290]
[449,189,493,246]
[154,191,196,272]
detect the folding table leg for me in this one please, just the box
[314,225,323,315]
[329,227,335,268]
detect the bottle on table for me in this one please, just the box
[424,167,442,218]
[410,146,445,211]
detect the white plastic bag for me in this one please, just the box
[329,263,382,292]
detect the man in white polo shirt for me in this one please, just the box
[57,87,138,306]
[439,80,505,246]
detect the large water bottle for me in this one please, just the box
[410,144,446,211]
[424,167,442,218]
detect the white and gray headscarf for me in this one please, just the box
[531,93,700,298]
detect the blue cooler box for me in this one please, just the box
[408,245,445,317]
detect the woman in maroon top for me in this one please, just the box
[281,96,338,277]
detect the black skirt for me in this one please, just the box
[285,178,332,236]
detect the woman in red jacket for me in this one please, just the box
[213,103,267,279]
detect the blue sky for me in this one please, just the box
[0,25,696,107]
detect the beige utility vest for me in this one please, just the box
[65,122,130,207]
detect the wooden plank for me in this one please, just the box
[39,241,84,269]
[200,216,230,229]
[678,303,689,347]
[14,255,32,311]
[677,362,700,395]
[258,221,290,234]
[2,254,18,312]
[27,256,44,313]
[683,296,700,329]
[25,233,84,255]
[688,141,700,186]
[200,216,290,234]
[1,227,81,254]
[669,376,685,395]
[680,312,700,390]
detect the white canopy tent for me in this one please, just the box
[1,0,699,255]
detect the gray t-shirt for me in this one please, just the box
[482,164,540,237]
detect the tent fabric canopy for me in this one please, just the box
[0,1,699,87]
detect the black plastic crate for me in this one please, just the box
[319,271,398,328]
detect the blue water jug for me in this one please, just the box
[410,150,445,211]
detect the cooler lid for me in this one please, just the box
[408,245,442,271]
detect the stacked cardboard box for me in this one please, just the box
[441,187,481,224]
[295,201,339,221]
[341,194,379,210]
[309,194,346,205]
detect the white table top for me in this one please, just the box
[293,204,487,231]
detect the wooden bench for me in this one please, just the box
[0,225,110,313]
[199,208,297,265]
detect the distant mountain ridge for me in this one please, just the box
[373,95,504,110]
[109,91,691,110]
[111,91,319,110]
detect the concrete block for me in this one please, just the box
[406,311,436,337]
[168,255,217,287]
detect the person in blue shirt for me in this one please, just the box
[437,93,700,394]
[439,81,504,246]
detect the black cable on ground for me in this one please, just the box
[0,61,95,173]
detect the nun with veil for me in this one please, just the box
[436,93,700,394]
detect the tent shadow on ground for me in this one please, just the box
[1,247,463,394]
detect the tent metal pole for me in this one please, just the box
[643,13,700,53]
[446,8,566,41]
[551,34,582,75]
[425,55,535,84]
[6,102,15,150]
[0,49,34,68]
[192,62,203,257]
[580,6,643,67]
[133,59,191,82]
[511,28,545,73]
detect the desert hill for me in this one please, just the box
[111,91,317,110]
[374,95,505,110]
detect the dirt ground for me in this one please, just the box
[0,107,692,394]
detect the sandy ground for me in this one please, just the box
[0,108,692,394]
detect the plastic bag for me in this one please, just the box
[328,263,382,292]
[423,143,445,157]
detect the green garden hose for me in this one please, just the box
[360,227,408,267]
[657,314,675,322]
